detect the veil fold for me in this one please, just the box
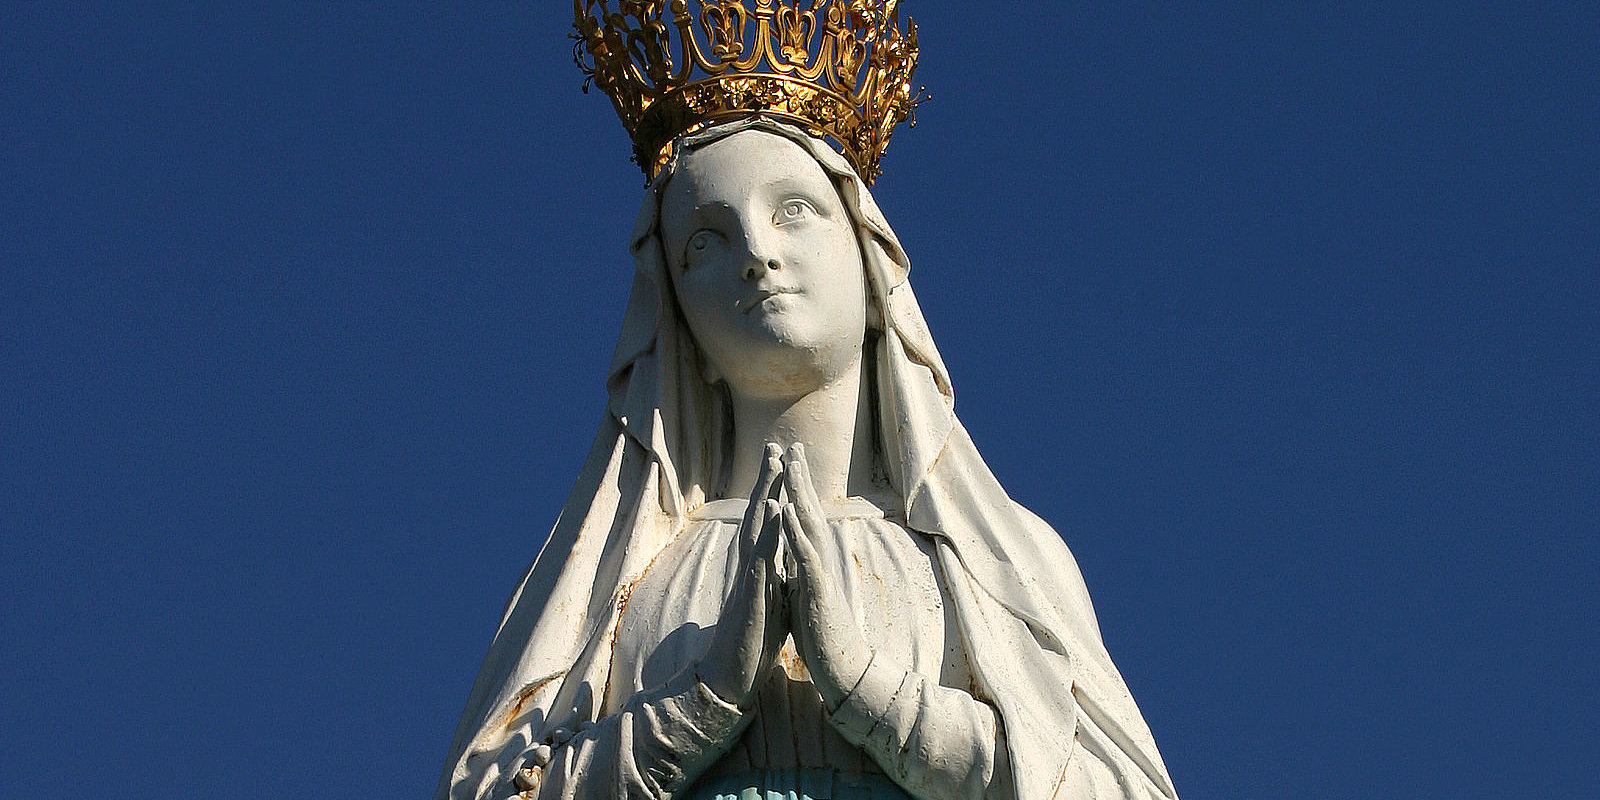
[437,118,1175,800]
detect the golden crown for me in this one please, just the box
[573,0,922,184]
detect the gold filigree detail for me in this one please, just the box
[574,0,922,183]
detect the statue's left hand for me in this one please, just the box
[780,444,875,710]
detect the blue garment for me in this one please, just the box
[687,768,913,800]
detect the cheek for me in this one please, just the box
[673,275,715,330]
[672,250,729,300]
[672,268,741,344]
[817,240,868,314]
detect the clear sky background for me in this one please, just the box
[3,4,1596,798]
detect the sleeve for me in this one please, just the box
[513,670,748,800]
[826,652,1014,800]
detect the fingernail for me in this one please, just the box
[766,442,781,457]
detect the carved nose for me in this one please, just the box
[742,257,782,281]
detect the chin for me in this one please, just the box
[741,310,810,346]
[746,302,852,342]
[719,341,823,393]
[728,343,862,401]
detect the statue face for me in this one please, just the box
[660,130,868,400]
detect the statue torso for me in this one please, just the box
[607,497,976,778]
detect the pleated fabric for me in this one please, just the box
[688,768,913,800]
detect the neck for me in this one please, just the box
[723,357,874,504]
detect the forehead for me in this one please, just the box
[662,131,835,210]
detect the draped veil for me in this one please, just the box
[438,118,1176,800]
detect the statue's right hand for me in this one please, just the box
[697,443,788,705]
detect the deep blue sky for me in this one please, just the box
[3,4,1596,798]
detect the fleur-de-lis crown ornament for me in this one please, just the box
[574,0,923,184]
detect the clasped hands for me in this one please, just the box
[511,444,880,796]
[698,442,875,714]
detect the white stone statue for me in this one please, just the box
[436,118,1179,800]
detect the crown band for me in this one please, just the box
[574,0,921,184]
[637,74,857,179]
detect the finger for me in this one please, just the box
[741,443,784,556]
[763,496,792,586]
[783,448,818,526]
[793,444,827,521]
[766,448,787,504]
[784,447,832,554]
[773,519,791,584]
[724,504,777,631]
[743,501,779,598]
[760,500,790,620]
[748,442,782,512]
[778,504,802,577]
[782,503,823,575]
[755,498,783,563]
[782,535,798,585]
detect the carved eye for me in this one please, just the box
[774,198,816,224]
[682,230,719,268]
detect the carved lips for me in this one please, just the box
[739,287,799,314]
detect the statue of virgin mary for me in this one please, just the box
[434,116,1180,800]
